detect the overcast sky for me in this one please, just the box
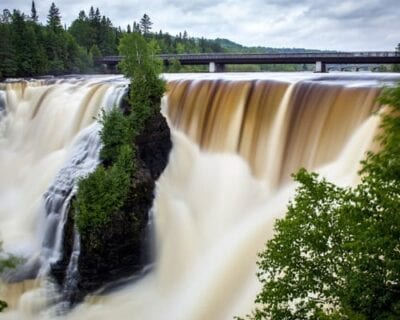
[1,0,399,51]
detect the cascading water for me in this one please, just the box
[1,73,399,320]
[0,76,128,313]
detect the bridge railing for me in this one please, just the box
[158,52,398,59]
[99,51,398,62]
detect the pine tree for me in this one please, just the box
[30,1,38,22]
[89,6,95,21]
[47,2,62,32]
[94,8,101,24]
[1,9,12,23]
[127,24,131,33]
[0,23,17,78]
[78,10,86,21]
[133,21,141,33]
[140,14,152,34]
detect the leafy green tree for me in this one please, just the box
[118,32,165,131]
[99,108,133,166]
[89,44,101,60]
[75,144,134,247]
[75,31,166,251]
[242,84,400,320]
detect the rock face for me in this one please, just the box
[50,108,172,305]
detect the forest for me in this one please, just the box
[0,1,227,78]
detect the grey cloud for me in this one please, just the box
[1,0,399,51]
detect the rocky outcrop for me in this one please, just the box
[50,108,172,305]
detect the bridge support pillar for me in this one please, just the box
[106,64,118,74]
[315,61,326,73]
[209,62,225,73]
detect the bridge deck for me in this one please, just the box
[98,52,400,66]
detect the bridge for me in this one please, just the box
[97,52,400,73]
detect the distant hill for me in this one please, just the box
[214,38,332,54]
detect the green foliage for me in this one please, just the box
[99,108,133,166]
[0,5,94,78]
[0,23,17,78]
[75,30,165,252]
[47,3,62,33]
[75,144,134,247]
[69,7,118,57]
[75,108,135,244]
[118,32,165,131]
[242,84,400,320]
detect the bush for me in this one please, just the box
[242,84,400,320]
[75,144,134,246]
[99,108,133,166]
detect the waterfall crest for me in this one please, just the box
[1,73,399,319]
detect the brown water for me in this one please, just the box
[1,73,398,319]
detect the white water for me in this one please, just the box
[0,77,127,313]
[0,73,398,319]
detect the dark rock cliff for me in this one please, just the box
[50,108,172,305]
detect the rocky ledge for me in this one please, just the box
[50,108,172,305]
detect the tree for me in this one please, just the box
[1,9,12,23]
[0,23,17,78]
[242,84,400,320]
[89,44,101,60]
[47,2,62,32]
[132,21,141,33]
[30,1,38,22]
[88,6,95,21]
[140,13,152,35]
[118,32,165,131]
[75,30,165,278]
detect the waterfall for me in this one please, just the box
[0,76,128,311]
[1,73,399,319]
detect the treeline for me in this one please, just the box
[0,2,101,77]
[0,2,224,78]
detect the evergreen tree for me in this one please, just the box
[127,24,131,33]
[0,23,17,78]
[30,1,38,22]
[47,2,62,33]
[89,6,95,21]
[94,8,101,24]
[140,14,152,34]
[133,21,141,33]
[1,9,12,23]
[78,10,86,21]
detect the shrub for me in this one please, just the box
[99,108,133,166]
